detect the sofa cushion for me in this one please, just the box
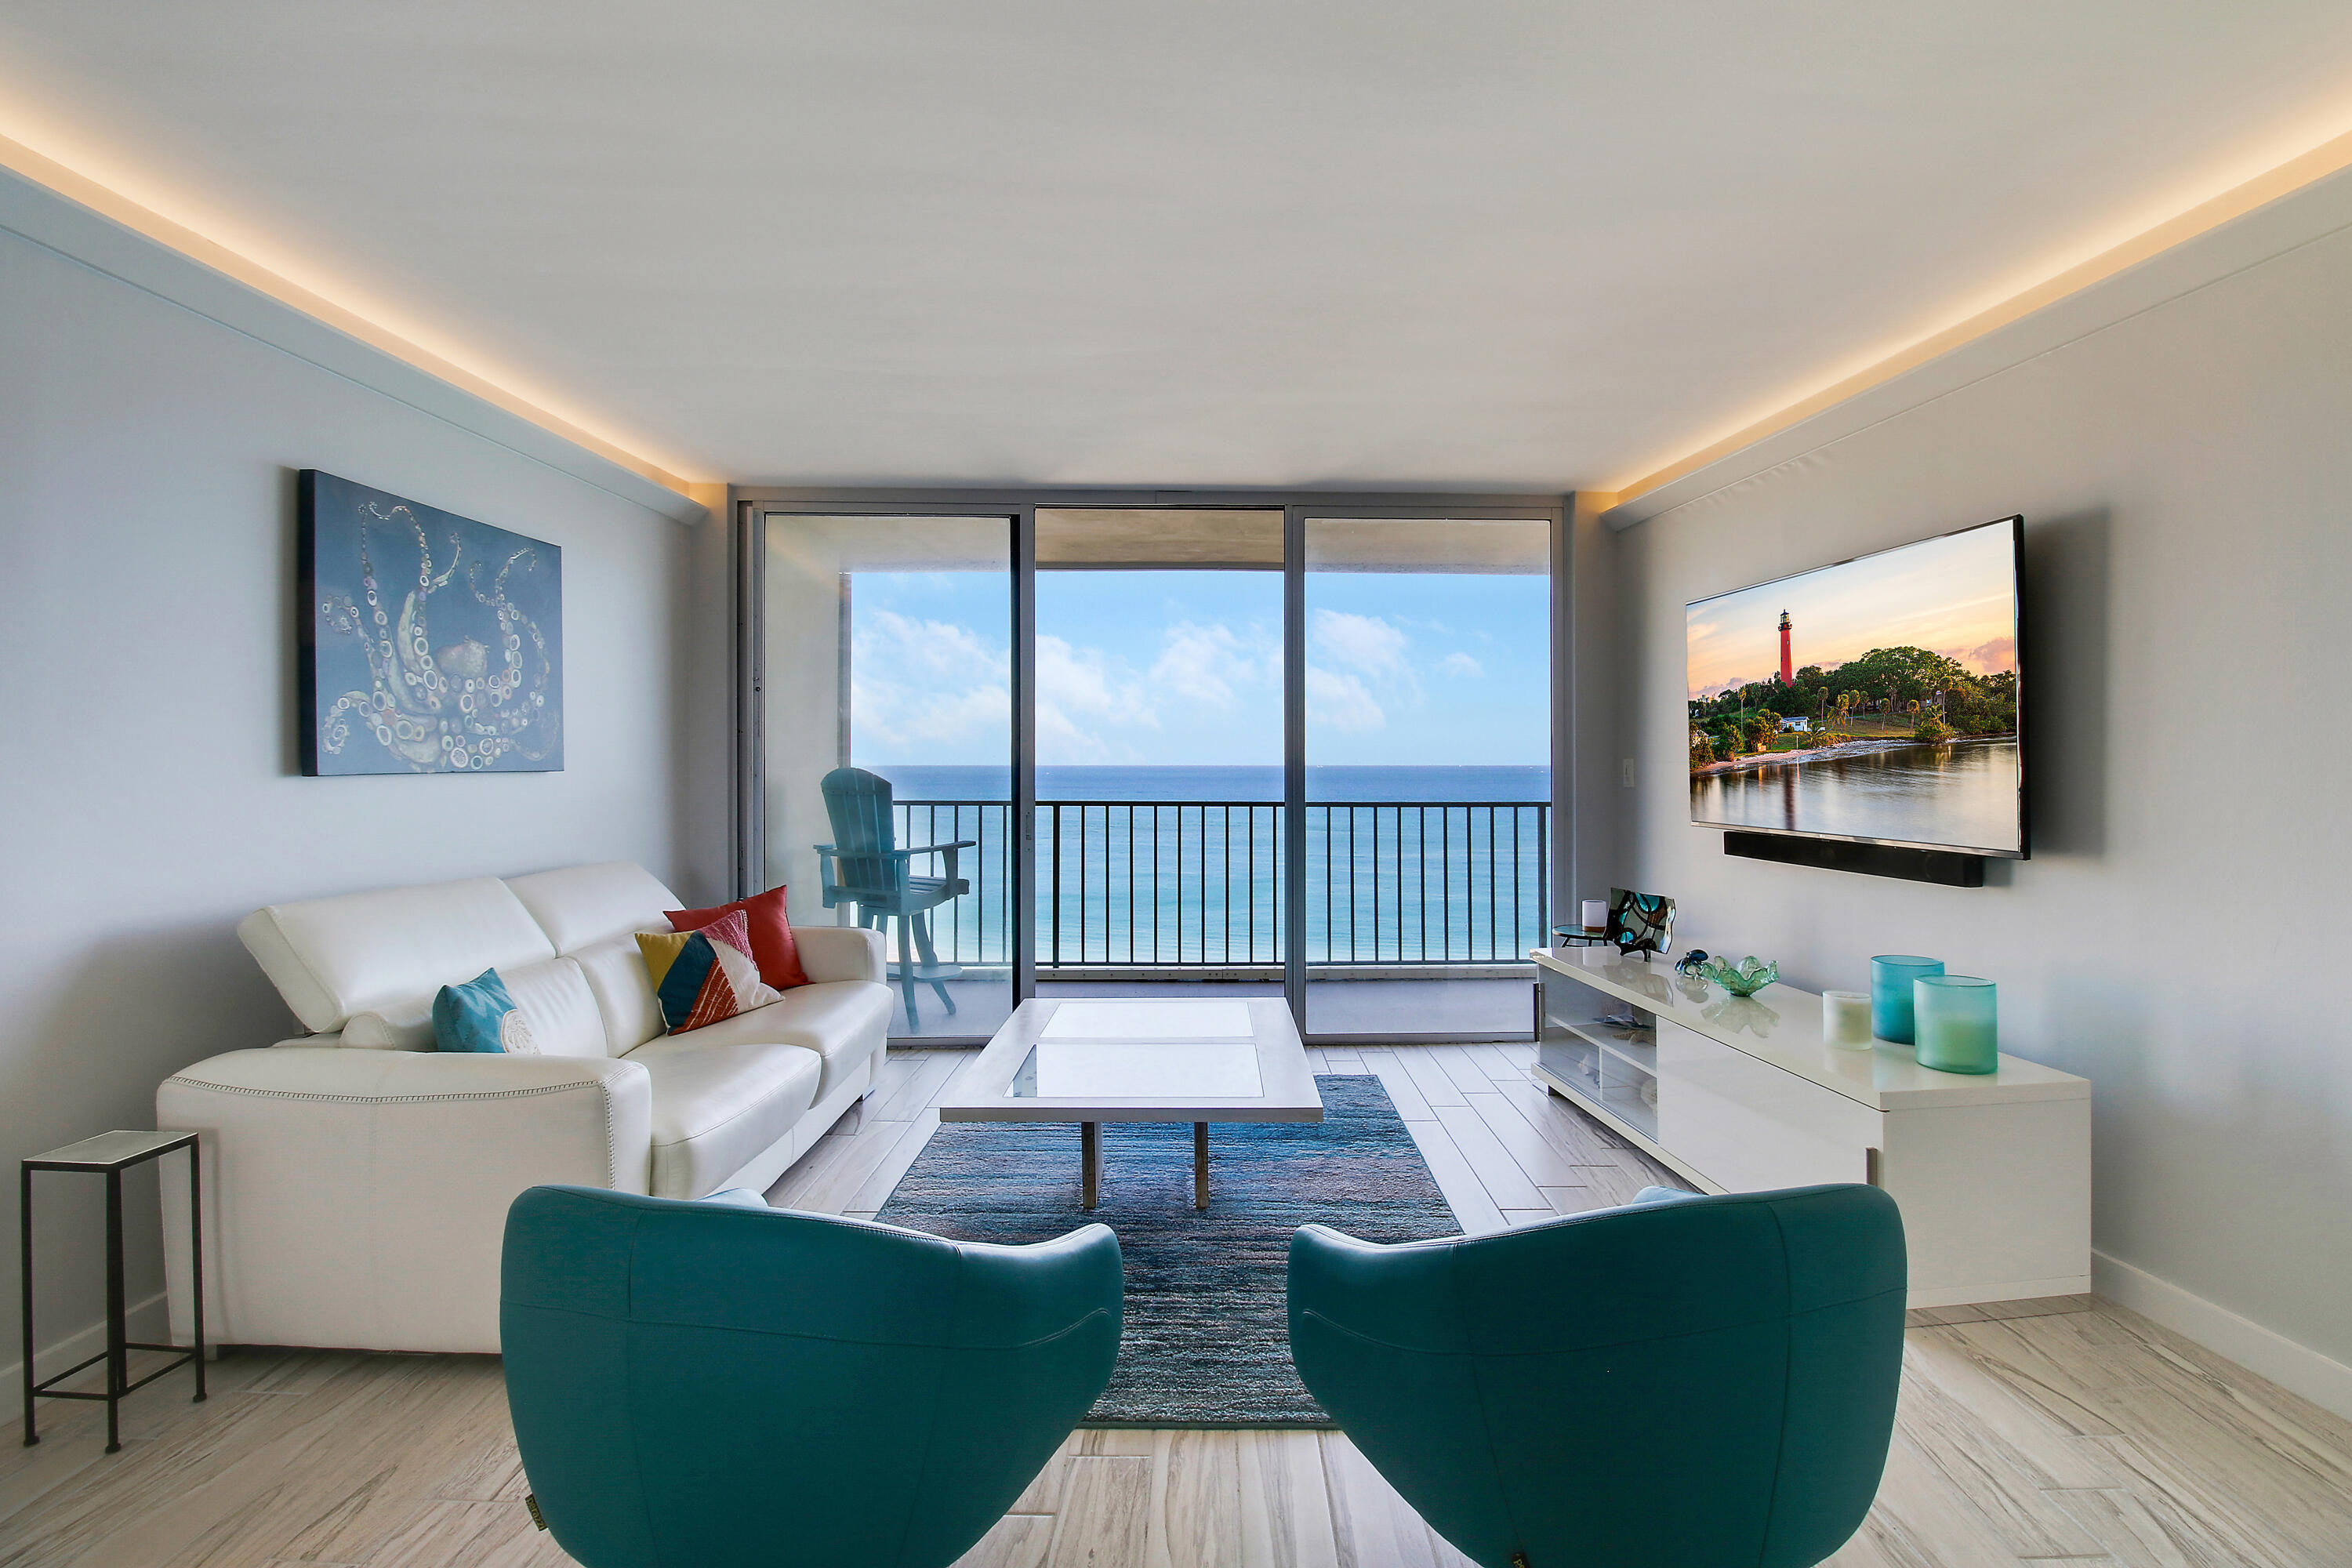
[626,1035,823,1198]
[637,911,780,1033]
[239,877,557,1033]
[340,956,605,1055]
[507,862,683,956]
[342,1005,434,1051]
[434,968,540,1054]
[666,982,892,1102]
[499,957,612,1058]
[666,886,810,991]
[573,933,667,1054]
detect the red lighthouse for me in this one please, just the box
[1777,609,1794,684]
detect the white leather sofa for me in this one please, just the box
[157,862,893,1354]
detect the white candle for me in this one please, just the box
[1581,898,1607,932]
[1823,990,1874,1049]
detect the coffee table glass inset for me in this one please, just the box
[939,999,1323,1210]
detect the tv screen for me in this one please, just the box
[1686,517,2024,858]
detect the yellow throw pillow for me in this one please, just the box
[636,908,779,1033]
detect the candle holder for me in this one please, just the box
[1822,989,1873,1050]
[1915,975,1998,1074]
[1869,955,1944,1043]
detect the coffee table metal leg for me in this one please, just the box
[1081,1122,1100,1210]
[1194,1122,1209,1209]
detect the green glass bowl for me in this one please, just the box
[1697,955,1779,997]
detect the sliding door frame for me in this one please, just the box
[739,486,1570,1044]
[1285,499,1564,1044]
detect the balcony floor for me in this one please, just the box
[874,975,1534,1041]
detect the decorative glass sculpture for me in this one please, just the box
[1697,955,1779,997]
[1606,888,1676,956]
[1915,975,1998,1074]
[1869,955,1944,1043]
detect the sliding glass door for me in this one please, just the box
[750,493,1560,1045]
[761,514,1014,1041]
[1298,514,1554,1039]
[1032,510,1284,999]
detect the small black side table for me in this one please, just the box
[20,1131,205,1453]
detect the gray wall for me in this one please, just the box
[1608,220,2352,1374]
[0,227,719,1383]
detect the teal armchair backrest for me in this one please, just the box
[503,1186,1122,1568]
[820,767,898,902]
[1289,1184,1905,1568]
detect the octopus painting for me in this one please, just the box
[299,470,564,775]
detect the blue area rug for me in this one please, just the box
[876,1074,1460,1426]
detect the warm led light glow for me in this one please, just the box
[1606,118,2352,504]
[0,122,704,496]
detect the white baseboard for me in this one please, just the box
[2094,1249,2352,1422]
[0,1288,172,1418]
[1908,1273,2091,1310]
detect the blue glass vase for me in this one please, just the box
[1915,975,1998,1074]
[1869,955,1944,1043]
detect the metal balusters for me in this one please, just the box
[875,797,1544,972]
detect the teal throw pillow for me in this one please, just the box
[432,967,541,1054]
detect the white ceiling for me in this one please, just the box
[4,3,2351,490]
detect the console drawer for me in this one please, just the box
[1654,1020,1881,1191]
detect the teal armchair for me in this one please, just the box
[503,1186,1121,1568]
[1289,1184,1905,1568]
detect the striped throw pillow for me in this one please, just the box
[635,909,781,1033]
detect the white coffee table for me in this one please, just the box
[938,998,1323,1210]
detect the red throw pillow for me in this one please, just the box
[666,885,811,990]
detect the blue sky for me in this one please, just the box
[848,569,1548,766]
[1686,521,2018,699]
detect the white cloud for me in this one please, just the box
[853,608,1288,762]
[1037,634,1154,724]
[860,610,1009,680]
[1311,609,1410,677]
[1035,633,1160,760]
[851,679,1009,750]
[1037,697,1109,760]
[1306,666,1384,732]
[1149,620,1266,709]
[850,611,1014,752]
[1436,652,1483,678]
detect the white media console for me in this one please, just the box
[1530,944,2090,1308]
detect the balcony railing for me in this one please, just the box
[887,798,1548,971]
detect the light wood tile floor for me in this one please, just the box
[5,1044,2349,1566]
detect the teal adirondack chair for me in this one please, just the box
[816,768,976,1029]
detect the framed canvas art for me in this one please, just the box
[299,470,564,775]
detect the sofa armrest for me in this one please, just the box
[793,924,886,984]
[158,1047,652,1352]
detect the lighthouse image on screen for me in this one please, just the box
[1686,518,2022,856]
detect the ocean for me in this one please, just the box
[858,764,1552,968]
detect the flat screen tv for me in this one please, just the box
[1686,516,2024,858]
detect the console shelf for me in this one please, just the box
[1532,945,2090,1309]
